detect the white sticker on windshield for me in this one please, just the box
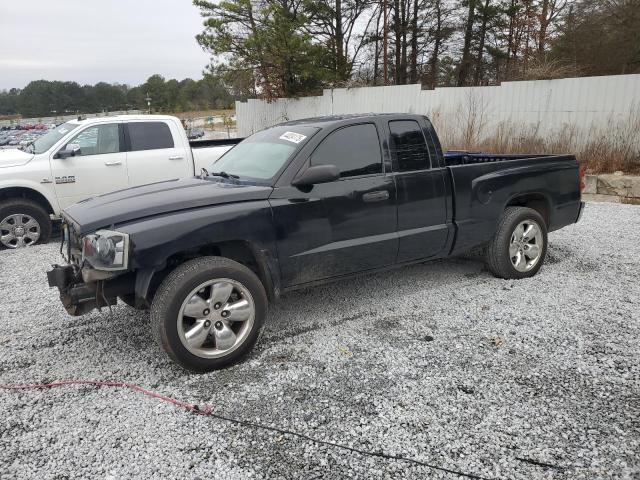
[279,131,307,144]
[58,128,68,134]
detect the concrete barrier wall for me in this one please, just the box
[584,173,640,204]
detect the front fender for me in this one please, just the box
[119,201,280,297]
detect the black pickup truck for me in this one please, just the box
[47,114,584,372]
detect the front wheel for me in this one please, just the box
[485,207,548,279]
[151,256,267,372]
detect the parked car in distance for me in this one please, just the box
[0,115,239,248]
[47,113,585,372]
[187,128,205,140]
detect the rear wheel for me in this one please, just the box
[485,207,547,279]
[0,199,51,249]
[151,256,267,372]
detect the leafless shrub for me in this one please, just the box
[456,91,489,149]
[437,104,640,174]
[579,109,640,173]
[428,107,457,148]
[516,58,582,81]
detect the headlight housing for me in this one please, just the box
[81,230,130,271]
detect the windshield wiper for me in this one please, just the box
[210,171,239,179]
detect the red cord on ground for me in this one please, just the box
[0,380,213,415]
[1,379,493,479]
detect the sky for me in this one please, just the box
[0,0,212,90]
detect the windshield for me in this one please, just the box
[211,126,319,181]
[30,122,81,154]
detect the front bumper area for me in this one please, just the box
[47,264,134,316]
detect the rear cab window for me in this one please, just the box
[311,123,382,178]
[389,120,431,172]
[126,122,174,151]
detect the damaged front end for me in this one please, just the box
[46,264,135,316]
[46,219,134,316]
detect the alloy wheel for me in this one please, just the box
[509,220,544,272]
[177,278,255,359]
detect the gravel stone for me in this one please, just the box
[0,202,639,479]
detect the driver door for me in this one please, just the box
[270,122,398,287]
[50,123,128,209]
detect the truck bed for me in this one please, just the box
[443,152,582,255]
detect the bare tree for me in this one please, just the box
[457,0,477,86]
[538,0,567,54]
[473,0,491,85]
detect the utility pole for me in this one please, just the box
[145,92,152,114]
[383,0,388,85]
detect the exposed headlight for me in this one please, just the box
[81,230,130,271]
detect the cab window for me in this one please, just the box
[66,124,120,156]
[389,120,431,171]
[311,123,382,178]
[127,122,174,151]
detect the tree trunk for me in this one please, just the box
[523,0,532,74]
[409,0,419,83]
[427,0,443,89]
[374,6,382,84]
[473,0,491,86]
[400,0,408,84]
[394,0,401,83]
[383,0,389,84]
[457,0,476,87]
[505,0,516,79]
[538,0,550,54]
[246,3,274,100]
[335,0,345,81]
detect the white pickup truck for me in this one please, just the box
[0,115,239,248]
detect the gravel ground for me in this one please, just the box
[0,202,639,480]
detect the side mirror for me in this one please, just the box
[56,143,81,159]
[292,165,340,187]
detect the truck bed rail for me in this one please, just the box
[444,151,556,166]
[190,138,244,149]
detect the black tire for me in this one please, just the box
[151,256,267,372]
[485,207,548,280]
[0,199,52,249]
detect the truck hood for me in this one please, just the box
[0,149,34,168]
[63,177,273,234]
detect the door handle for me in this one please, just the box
[104,161,122,166]
[169,155,184,160]
[362,190,390,203]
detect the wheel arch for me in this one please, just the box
[138,240,280,306]
[505,192,551,228]
[0,186,57,216]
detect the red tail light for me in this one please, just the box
[579,167,586,193]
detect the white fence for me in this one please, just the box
[235,74,640,149]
